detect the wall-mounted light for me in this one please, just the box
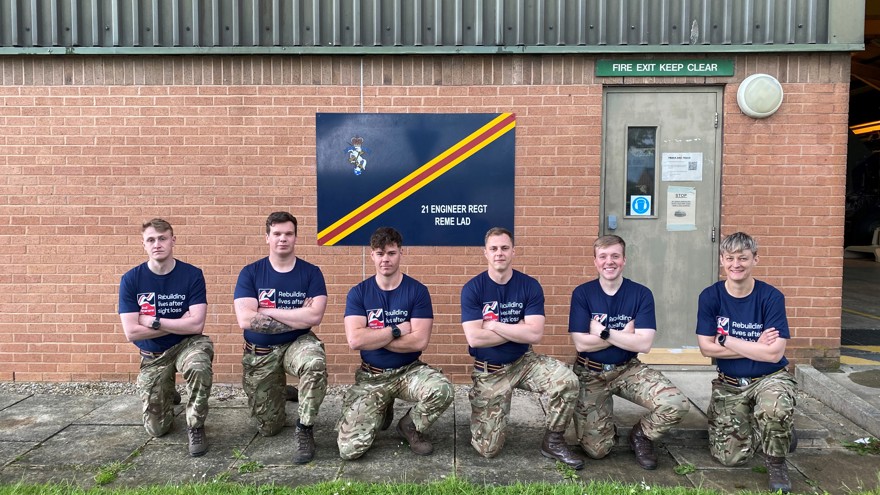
[736,73,784,119]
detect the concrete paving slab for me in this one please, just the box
[668,446,812,494]
[576,447,692,488]
[243,423,341,467]
[231,463,343,487]
[0,441,37,466]
[0,394,28,411]
[0,396,111,442]
[112,443,235,487]
[789,449,880,494]
[75,396,142,426]
[339,399,456,484]
[147,407,256,449]
[11,425,144,468]
[0,464,97,487]
[454,425,565,485]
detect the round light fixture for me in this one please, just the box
[736,73,784,119]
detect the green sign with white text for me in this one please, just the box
[596,60,734,77]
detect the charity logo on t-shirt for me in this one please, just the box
[716,316,730,336]
[368,309,384,329]
[482,301,499,321]
[258,288,277,308]
[591,313,608,325]
[138,293,156,316]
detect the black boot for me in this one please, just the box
[540,430,585,470]
[628,422,658,470]
[292,421,315,464]
[380,399,395,431]
[766,455,791,493]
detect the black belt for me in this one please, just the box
[243,341,274,356]
[360,362,400,374]
[718,368,786,387]
[473,360,514,374]
[139,349,164,359]
[576,356,630,373]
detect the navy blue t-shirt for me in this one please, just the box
[345,274,433,369]
[696,280,789,378]
[569,278,656,364]
[460,270,544,365]
[234,257,327,346]
[118,260,207,353]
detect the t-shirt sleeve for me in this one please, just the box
[189,268,208,306]
[233,265,255,300]
[634,286,657,330]
[524,278,545,317]
[460,280,482,322]
[695,287,718,336]
[307,266,328,298]
[118,271,139,314]
[411,283,434,319]
[568,285,590,333]
[764,288,790,339]
[344,284,364,318]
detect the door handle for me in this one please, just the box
[607,215,618,230]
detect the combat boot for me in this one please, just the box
[540,430,585,470]
[766,455,791,493]
[628,422,658,470]
[187,427,208,457]
[396,408,433,455]
[789,427,798,453]
[380,399,395,431]
[172,390,182,405]
[292,421,315,464]
[285,385,299,402]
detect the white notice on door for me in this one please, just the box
[667,186,697,231]
[661,152,703,181]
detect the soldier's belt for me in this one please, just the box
[718,368,787,387]
[575,356,630,373]
[361,362,400,374]
[243,341,274,356]
[473,360,513,374]
[139,349,164,360]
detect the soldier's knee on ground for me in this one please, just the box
[144,418,172,438]
[475,443,503,458]
[257,421,285,437]
[580,442,612,460]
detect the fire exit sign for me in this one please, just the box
[596,59,734,77]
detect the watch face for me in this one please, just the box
[600,329,610,340]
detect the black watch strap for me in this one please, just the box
[151,317,161,330]
[718,334,727,347]
[599,329,610,340]
[390,324,401,339]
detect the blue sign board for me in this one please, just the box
[316,113,516,246]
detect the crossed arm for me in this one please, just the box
[697,328,786,363]
[121,303,207,342]
[462,314,544,348]
[570,319,655,354]
[344,316,432,353]
[233,296,327,333]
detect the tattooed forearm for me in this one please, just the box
[250,314,296,334]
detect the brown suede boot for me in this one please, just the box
[628,422,658,470]
[766,455,791,493]
[396,409,433,455]
[540,430,585,470]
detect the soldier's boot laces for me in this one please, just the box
[380,399,395,431]
[766,455,792,493]
[540,430,585,470]
[396,409,433,456]
[187,427,208,457]
[292,422,315,464]
[628,422,658,470]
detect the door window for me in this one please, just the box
[626,126,657,217]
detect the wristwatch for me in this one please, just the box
[599,328,610,340]
[718,334,727,347]
[390,324,401,339]
[151,317,161,330]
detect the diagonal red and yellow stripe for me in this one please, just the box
[317,113,516,246]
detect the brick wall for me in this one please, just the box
[0,53,849,384]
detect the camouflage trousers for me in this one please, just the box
[241,332,327,437]
[707,370,796,465]
[573,358,690,459]
[337,360,454,460]
[136,334,214,437]
[468,351,579,458]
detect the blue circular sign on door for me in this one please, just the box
[631,196,651,216]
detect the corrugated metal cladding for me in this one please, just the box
[0,0,858,54]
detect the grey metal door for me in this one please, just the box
[602,87,722,356]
